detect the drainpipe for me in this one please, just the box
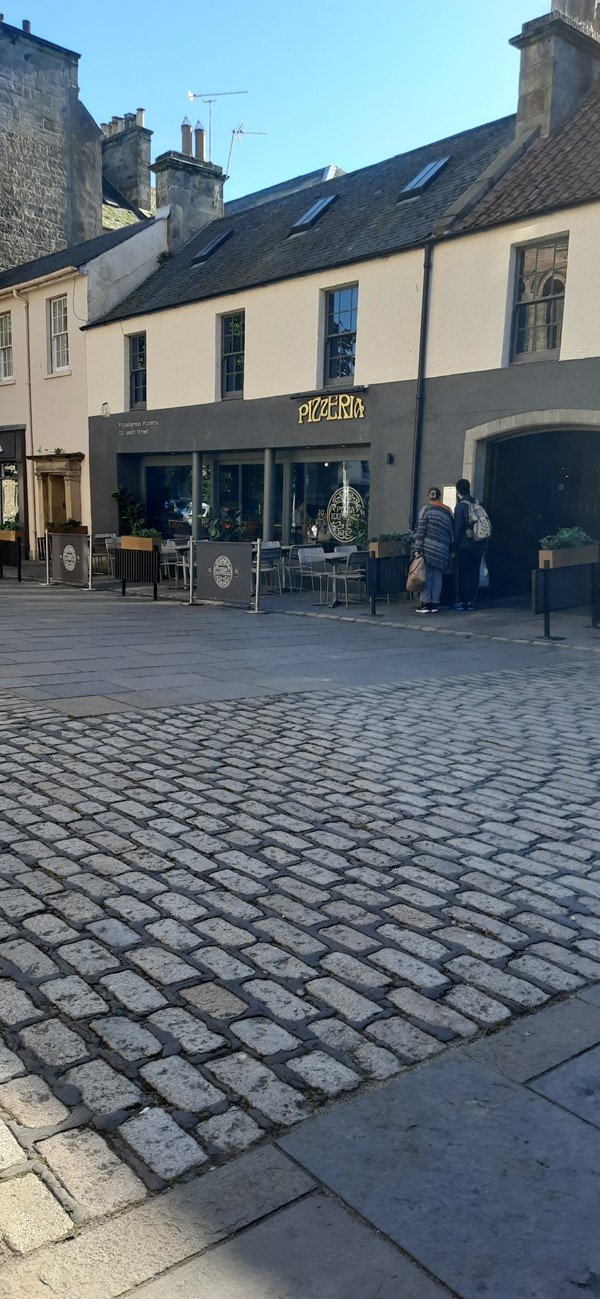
[12,288,36,555]
[409,240,434,530]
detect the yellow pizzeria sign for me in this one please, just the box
[298,394,365,424]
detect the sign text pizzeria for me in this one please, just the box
[298,393,365,424]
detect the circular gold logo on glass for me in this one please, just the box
[327,487,365,542]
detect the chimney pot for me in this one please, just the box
[181,116,192,156]
[22,18,31,31]
[136,107,145,127]
[194,122,206,162]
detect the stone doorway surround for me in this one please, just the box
[463,408,600,499]
[29,451,85,533]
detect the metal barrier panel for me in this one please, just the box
[532,562,598,614]
[114,546,160,584]
[50,534,89,586]
[193,542,254,605]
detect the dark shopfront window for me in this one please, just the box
[145,464,192,537]
[218,463,283,540]
[291,459,369,544]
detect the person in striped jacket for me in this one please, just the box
[413,487,454,613]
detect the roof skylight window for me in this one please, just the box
[291,193,338,233]
[399,156,450,199]
[191,229,233,263]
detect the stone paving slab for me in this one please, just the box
[464,995,600,1081]
[529,1044,600,1127]
[0,1147,313,1299]
[128,1193,450,1299]
[280,1052,600,1299]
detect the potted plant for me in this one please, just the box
[369,531,413,559]
[0,514,24,543]
[538,527,599,569]
[46,517,88,535]
[120,526,161,553]
[112,486,161,551]
[206,508,247,542]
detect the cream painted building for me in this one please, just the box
[0,218,167,555]
[84,0,600,596]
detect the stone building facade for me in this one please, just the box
[0,19,103,271]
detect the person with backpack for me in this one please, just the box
[453,478,491,611]
[413,487,454,614]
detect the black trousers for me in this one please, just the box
[456,542,485,605]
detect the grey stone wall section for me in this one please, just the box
[102,127,152,213]
[0,24,102,271]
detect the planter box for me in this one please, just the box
[47,526,88,536]
[369,541,410,559]
[538,544,599,569]
[121,535,159,552]
[0,530,23,543]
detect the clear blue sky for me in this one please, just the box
[18,0,546,199]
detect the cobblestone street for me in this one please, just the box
[0,590,599,1282]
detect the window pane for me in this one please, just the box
[222,313,245,395]
[325,286,358,384]
[512,239,567,357]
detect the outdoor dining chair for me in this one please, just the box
[297,545,328,602]
[259,541,284,595]
[327,549,368,607]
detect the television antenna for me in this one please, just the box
[226,122,267,177]
[187,89,248,161]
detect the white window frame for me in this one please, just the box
[48,295,69,373]
[0,311,13,381]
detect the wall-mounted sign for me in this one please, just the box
[298,394,365,425]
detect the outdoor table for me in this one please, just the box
[323,554,344,608]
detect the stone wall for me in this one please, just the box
[0,22,102,271]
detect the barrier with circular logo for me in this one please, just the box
[192,542,254,605]
[49,533,90,587]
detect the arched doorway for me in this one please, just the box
[464,412,600,598]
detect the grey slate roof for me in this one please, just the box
[90,115,516,328]
[225,165,345,216]
[0,220,154,291]
[103,176,146,219]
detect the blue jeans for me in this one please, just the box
[420,565,443,607]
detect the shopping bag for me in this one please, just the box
[479,556,490,588]
[406,554,426,593]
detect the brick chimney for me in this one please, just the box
[152,124,224,251]
[511,0,600,138]
[102,109,152,212]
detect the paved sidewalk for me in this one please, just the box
[0,588,600,1291]
[2,987,599,1298]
